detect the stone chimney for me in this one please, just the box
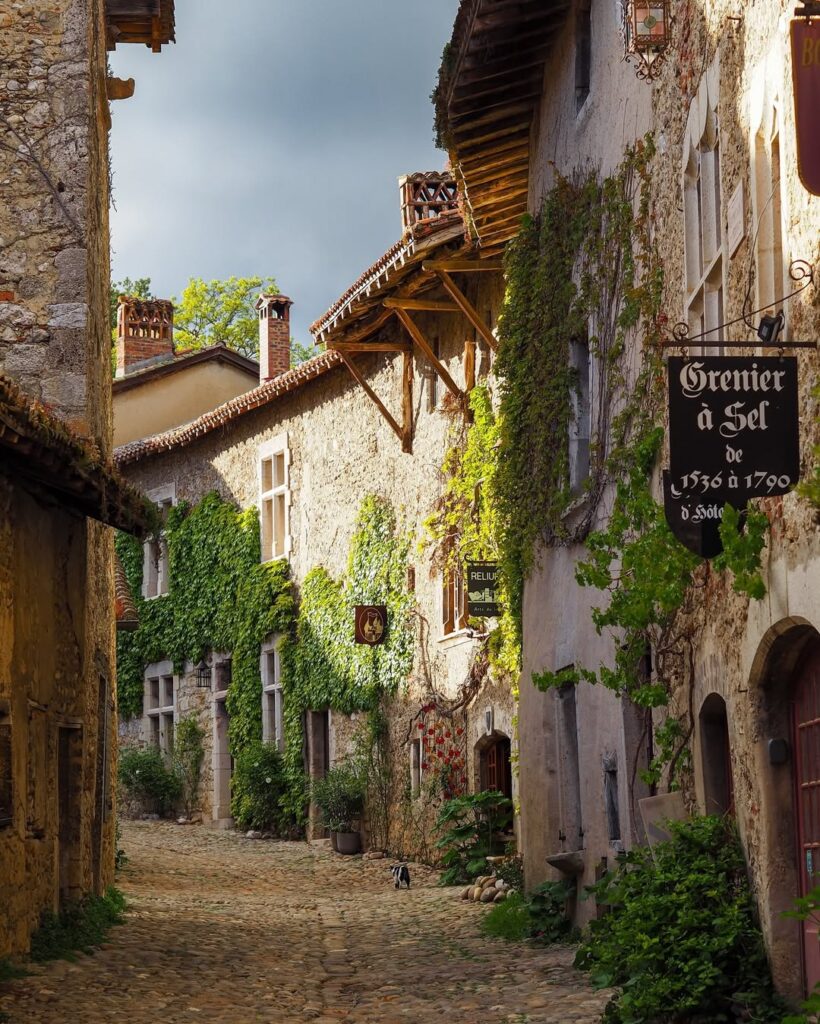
[255,294,292,382]
[398,171,458,236]
[115,297,174,378]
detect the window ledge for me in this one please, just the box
[260,554,289,566]
[438,629,474,650]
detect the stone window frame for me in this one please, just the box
[258,433,291,564]
[260,635,284,752]
[682,55,725,347]
[749,48,790,332]
[143,483,176,600]
[441,552,469,640]
[144,660,176,759]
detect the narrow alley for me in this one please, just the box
[0,822,608,1024]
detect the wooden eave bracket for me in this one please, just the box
[391,307,465,408]
[332,347,413,454]
[421,266,499,352]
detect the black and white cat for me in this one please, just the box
[390,863,411,889]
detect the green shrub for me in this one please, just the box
[118,746,181,816]
[231,741,299,834]
[311,760,365,832]
[434,790,513,886]
[0,958,27,983]
[528,880,574,944]
[173,715,206,816]
[481,891,531,942]
[782,887,820,1024]
[495,853,524,892]
[575,816,788,1024]
[29,888,126,962]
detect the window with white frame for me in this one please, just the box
[683,59,724,344]
[749,52,788,325]
[261,638,284,751]
[259,435,290,562]
[442,552,468,638]
[144,666,175,758]
[143,484,175,599]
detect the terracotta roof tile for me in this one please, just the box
[114,349,342,467]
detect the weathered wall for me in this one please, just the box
[0,478,116,956]
[113,361,260,446]
[120,273,516,853]
[0,0,113,451]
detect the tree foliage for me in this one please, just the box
[172,275,278,359]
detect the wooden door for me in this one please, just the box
[795,643,820,992]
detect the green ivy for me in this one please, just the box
[281,495,414,811]
[714,503,770,599]
[115,493,295,764]
[798,383,820,511]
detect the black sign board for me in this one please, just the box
[466,562,500,617]
[668,356,799,504]
[354,605,386,646]
[662,471,743,558]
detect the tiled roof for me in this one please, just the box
[113,343,259,395]
[0,374,153,536]
[310,209,465,342]
[114,349,342,467]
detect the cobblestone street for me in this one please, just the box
[0,821,608,1024]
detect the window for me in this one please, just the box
[603,753,621,843]
[143,484,175,599]
[569,334,591,494]
[750,55,788,323]
[259,434,290,562]
[683,60,724,344]
[144,665,175,758]
[699,693,734,816]
[442,559,468,637]
[261,640,284,752]
[410,738,423,797]
[575,0,592,113]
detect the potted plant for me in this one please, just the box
[312,760,365,855]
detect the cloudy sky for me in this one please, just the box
[109,0,459,346]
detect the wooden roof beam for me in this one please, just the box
[335,350,410,453]
[332,340,410,353]
[383,297,461,313]
[393,307,465,406]
[421,258,503,273]
[433,271,497,352]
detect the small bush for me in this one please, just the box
[311,760,365,832]
[29,888,126,962]
[434,790,513,886]
[118,746,181,816]
[481,891,531,942]
[575,816,788,1024]
[231,741,297,834]
[495,854,524,892]
[528,880,574,944]
[0,958,27,983]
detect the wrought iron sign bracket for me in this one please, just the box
[796,0,820,17]
[661,259,816,350]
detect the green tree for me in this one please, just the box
[110,276,152,330]
[172,276,278,359]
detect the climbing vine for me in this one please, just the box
[115,493,295,760]
[281,495,415,810]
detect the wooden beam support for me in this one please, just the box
[434,271,498,352]
[331,340,410,353]
[382,297,460,313]
[402,349,413,454]
[393,307,464,405]
[336,351,405,447]
[421,259,503,273]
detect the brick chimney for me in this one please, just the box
[255,294,292,382]
[115,297,174,378]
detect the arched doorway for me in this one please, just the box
[699,694,734,817]
[793,641,820,992]
[477,733,512,799]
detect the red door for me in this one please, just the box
[795,643,820,992]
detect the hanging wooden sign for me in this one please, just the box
[466,562,500,617]
[354,605,387,646]
[792,15,820,196]
[667,357,800,505]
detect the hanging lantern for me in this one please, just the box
[623,0,670,80]
[195,658,212,689]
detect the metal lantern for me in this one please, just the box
[195,658,212,689]
[624,0,670,80]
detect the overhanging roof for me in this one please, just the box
[105,0,175,51]
[437,0,570,253]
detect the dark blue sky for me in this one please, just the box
[109,0,459,346]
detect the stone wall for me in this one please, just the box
[120,272,517,856]
[0,0,112,450]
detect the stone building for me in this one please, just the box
[436,0,819,1002]
[0,0,171,954]
[114,175,515,852]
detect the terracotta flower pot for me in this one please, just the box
[334,830,361,855]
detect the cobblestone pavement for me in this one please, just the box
[0,821,609,1024]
